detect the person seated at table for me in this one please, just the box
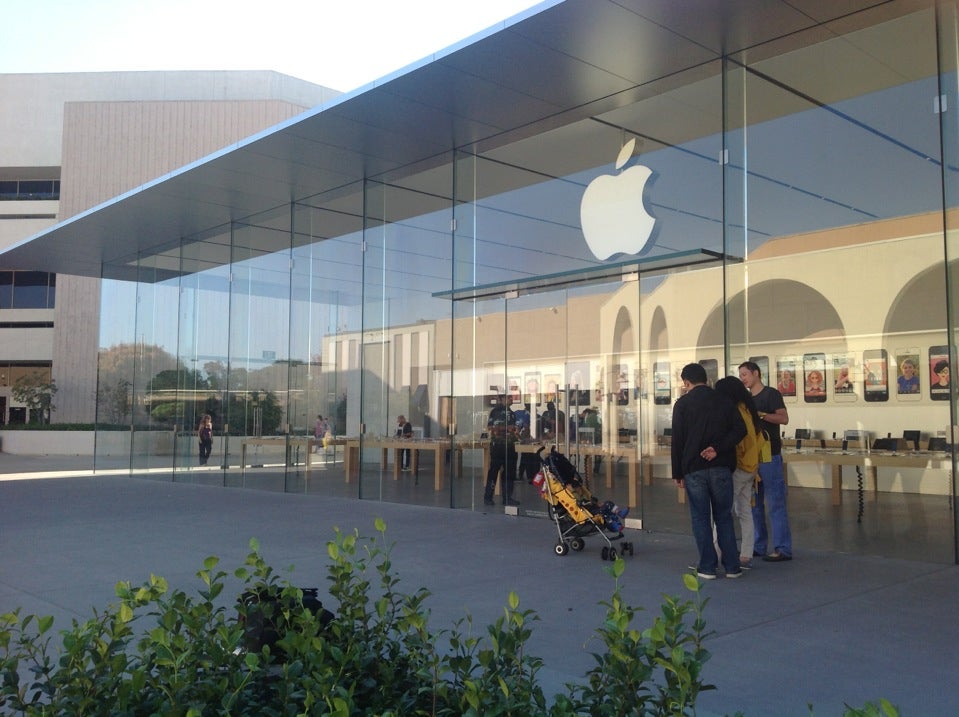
[542,401,566,441]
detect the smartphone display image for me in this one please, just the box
[929,345,950,401]
[776,357,798,400]
[653,361,671,405]
[832,353,856,402]
[803,353,827,403]
[863,349,889,402]
[699,358,718,387]
[749,355,769,385]
[894,349,921,401]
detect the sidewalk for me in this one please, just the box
[1,454,957,715]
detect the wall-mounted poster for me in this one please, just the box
[544,373,561,401]
[507,377,521,405]
[776,357,798,401]
[634,367,647,399]
[894,349,921,401]
[749,356,769,386]
[863,349,889,402]
[929,345,950,401]
[615,364,630,405]
[592,365,603,403]
[524,371,541,404]
[697,358,718,388]
[653,361,671,405]
[566,360,591,406]
[566,361,589,391]
[831,353,856,402]
[803,352,827,403]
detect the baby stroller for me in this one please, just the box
[532,446,634,560]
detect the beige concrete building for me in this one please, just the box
[0,72,338,423]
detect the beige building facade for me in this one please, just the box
[0,72,338,422]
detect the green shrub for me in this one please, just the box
[0,520,898,716]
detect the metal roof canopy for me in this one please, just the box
[0,0,919,279]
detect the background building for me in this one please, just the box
[0,71,338,423]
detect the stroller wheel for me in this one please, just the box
[554,542,569,556]
[570,538,585,552]
[626,542,634,556]
[608,547,618,561]
[601,546,609,561]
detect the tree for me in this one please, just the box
[12,374,58,424]
[96,379,132,425]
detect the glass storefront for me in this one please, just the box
[96,5,959,563]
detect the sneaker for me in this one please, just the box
[726,569,744,579]
[483,498,495,506]
[738,560,752,570]
[504,498,520,506]
[696,571,717,580]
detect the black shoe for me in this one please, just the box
[504,498,520,506]
[484,498,495,506]
[762,551,792,562]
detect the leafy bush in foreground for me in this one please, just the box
[0,519,897,716]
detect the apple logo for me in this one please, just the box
[580,138,656,260]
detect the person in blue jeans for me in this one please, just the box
[739,361,793,561]
[671,363,747,579]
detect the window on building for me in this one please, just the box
[0,179,60,201]
[10,272,54,309]
[0,272,11,309]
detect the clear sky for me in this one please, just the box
[0,0,545,92]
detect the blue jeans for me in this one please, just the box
[752,454,792,556]
[684,466,740,575]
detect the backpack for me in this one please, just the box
[757,428,772,463]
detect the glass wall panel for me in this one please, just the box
[361,176,454,506]
[224,208,292,492]
[726,8,951,562]
[129,251,182,476]
[938,2,959,561]
[95,272,138,472]
[289,185,365,497]
[175,228,233,484]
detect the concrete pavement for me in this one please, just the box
[1,454,957,715]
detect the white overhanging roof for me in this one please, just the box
[0,0,923,279]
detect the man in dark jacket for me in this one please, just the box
[671,363,747,579]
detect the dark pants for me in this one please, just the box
[518,452,539,483]
[199,439,212,465]
[684,465,739,575]
[400,448,411,469]
[485,445,517,502]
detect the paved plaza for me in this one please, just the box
[1,455,957,715]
